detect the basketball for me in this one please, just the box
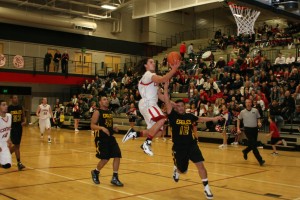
[167,51,181,65]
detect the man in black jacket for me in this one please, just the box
[280,90,295,121]
[269,99,284,129]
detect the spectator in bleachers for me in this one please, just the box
[215,29,222,39]
[253,53,261,69]
[203,78,220,95]
[97,87,106,98]
[89,101,97,118]
[289,68,300,84]
[274,53,286,69]
[109,94,120,114]
[286,54,295,65]
[126,67,133,77]
[116,94,130,114]
[127,103,138,130]
[231,74,243,90]
[179,42,186,60]
[269,99,284,129]
[82,79,91,94]
[91,86,98,97]
[94,76,101,88]
[294,105,300,122]
[110,78,118,94]
[171,74,181,93]
[90,79,97,89]
[117,69,124,82]
[71,94,78,106]
[134,90,141,102]
[189,89,199,106]
[187,43,194,59]
[196,74,205,90]
[280,90,295,120]
[79,99,89,118]
[162,54,168,67]
[288,80,297,95]
[108,69,117,80]
[188,82,196,98]
[216,57,226,69]
[181,74,190,93]
[270,86,280,102]
[257,96,265,111]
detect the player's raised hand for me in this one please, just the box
[213,116,223,121]
[169,59,180,71]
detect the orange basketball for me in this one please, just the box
[167,51,181,65]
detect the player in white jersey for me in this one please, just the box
[0,100,12,169]
[122,58,180,156]
[36,98,55,143]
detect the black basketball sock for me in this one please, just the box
[202,178,208,186]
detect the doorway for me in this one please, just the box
[74,52,92,74]
[104,55,121,74]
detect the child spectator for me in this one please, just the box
[266,116,287,155]
[126,103,138,130]
[218,104,231,149]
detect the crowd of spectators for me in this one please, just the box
[63,23,300,136]
[212,22,300,53]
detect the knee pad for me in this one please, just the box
[2,163,11,169]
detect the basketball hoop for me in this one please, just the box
[228,2,260,36]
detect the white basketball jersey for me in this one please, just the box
[138,71,158,105]
[0,113,12,142]
[38,104,51,119]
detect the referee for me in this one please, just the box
[237,99,265,166]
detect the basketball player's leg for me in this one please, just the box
[110,140,123,186]
[0,144,12,169]
[39,119,46,138]
[45,119,52,143]
[191,144,213,200]
[10,127,25,170]
[91,138,109,184]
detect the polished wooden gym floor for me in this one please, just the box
[0,126,299,200]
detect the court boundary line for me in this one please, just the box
[26,166,153,200]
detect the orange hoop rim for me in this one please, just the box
[228,2,248,10]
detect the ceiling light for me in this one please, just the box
[101,4,117,10]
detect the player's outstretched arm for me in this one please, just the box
[198,116,222,123]
[151,60,180,84]
[164,82,172,115]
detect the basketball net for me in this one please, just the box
[228,2,260,36]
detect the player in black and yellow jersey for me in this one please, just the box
[90,95,123,187]
[163,82,221,200]
[8,95,26,171]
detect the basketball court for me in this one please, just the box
[0,126,299,200]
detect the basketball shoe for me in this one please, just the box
[91,170,100,184]
[204,185,214,199]
[173,166,180,182]
[141,140,153,156]
[122,128,137,143]
[111,176,124,187]
[17,162,25,171]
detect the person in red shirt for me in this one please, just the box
[267,116,287,155]
[179,42,186,60]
